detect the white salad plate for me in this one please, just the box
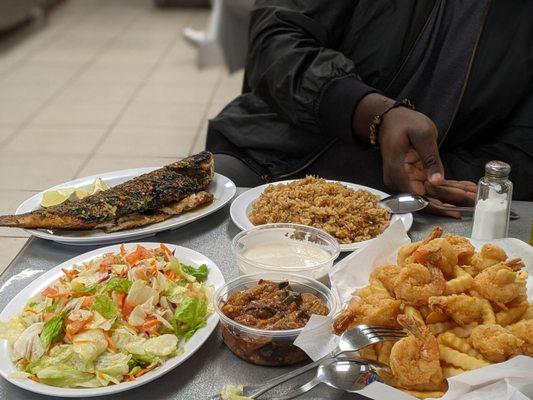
[230,180,413,252]
[15,169,236,246]
[0,242,225,398]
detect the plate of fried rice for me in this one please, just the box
[230,177,413,252]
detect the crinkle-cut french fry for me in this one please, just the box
[442,366,465,378]
[438,344,491,370]
[523,304,533,320]
[438,332,484,360]
[480,298,496,324]
[404,305,425,325]
[447,322,478,338]
[402,389,446,399]
[428,321,456,335]
[445,274,474,295]
[426,311,449,324]
[496,302,528,326]
[376,340,393,366]
[358,344,377,361]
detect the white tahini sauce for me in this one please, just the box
[242,240,331,268]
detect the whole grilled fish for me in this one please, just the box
[0,151,215,231]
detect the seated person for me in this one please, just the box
[206,0,533,206]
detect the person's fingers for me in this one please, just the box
[439,179,478,193]
[424,181,476,205]
[424,197,462,219]
[408,129,445,185]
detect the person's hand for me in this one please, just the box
[379,106,444,193]
[401,150,477,217]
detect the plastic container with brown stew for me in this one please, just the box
[214,273,338,366]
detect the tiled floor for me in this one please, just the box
[0,0,244,273]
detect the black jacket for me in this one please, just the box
[208,0,533,200]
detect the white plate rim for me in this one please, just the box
[0,242,225,398]
[15,169,236,246]
[230,179,413,252]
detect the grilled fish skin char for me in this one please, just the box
[0,151,214,230]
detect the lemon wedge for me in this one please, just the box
[40,178,110,207]
[40,188,77,208]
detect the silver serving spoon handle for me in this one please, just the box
[379,193,519,219]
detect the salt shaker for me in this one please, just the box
[471,161,513,240]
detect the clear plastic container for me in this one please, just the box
[232,223,340,285]
[214,272,339,366]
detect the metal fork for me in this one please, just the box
[207,325,405,399]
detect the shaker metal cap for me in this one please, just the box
[485,160,511,178]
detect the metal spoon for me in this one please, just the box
[379,193,519,219]
[270,359,377,400]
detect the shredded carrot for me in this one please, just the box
[24,308,38,314]
[28,376,40,383]
[125,246,153,265]
[120,244,126,256]
[123,321,139,332]
[81,296,94,308]
[160,243,173,256]
[134,366,155,378]
[164,270,177,281]
[142,319,160,329]
[73,339,98,344]
[115,292,125,308]
[122,301,135,319]
[61,268,77,279]
[103,330,117,350]
[41,287,59,297]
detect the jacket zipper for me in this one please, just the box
[384,0,440,93]
[438,0,492,146]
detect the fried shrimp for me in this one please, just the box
[507,319,533,356]
[428,294,493,325]
[390,314,443,389]
[406,238,458,278]
[394,263,446,306]
[397,227,443,267]
[473,259,527,304]
[465,244,507,276]
[369,264,400,294]
[444,234,475,265]
[470,324,524,362]
[332,295,403,334]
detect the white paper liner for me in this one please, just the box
[294,220,533,400]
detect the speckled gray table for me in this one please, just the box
[0,190,530,400]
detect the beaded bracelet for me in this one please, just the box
[369,98,415,147]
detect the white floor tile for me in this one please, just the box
[0,153,84,191]
[97,126,195,158]
[4,125,107,156]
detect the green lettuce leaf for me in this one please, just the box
[36,365,93,387]
[128,353,159,369]
[221,385,252,400]
[40,312,66,350]
[94,351,131,377]
[101,278,132,294]
[143,334,177,356]
[72,329,107,363]
[0,316,27,345]
[173,298,207,339]
[91,295,118,319]
[181,264,209,282]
